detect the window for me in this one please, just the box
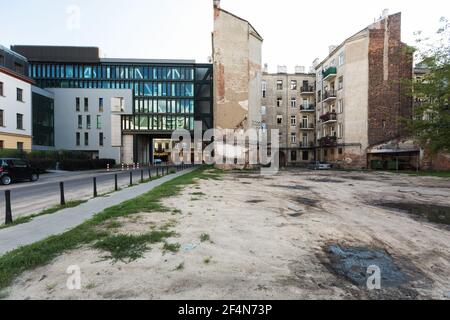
[302,116,308,129]
[338,53,345,66]
[14,63,24,74]
[84,132,89,146]
[84,98,89,112]
[277,80,283,90]
[261,106,266,116]
[291,133,296,143]
[262,81,267,98]
[338,123,343,139]
[291,115,297,126]
[277,97,282,107]
[291,98,297,108]
[338,76,344,90]
[96,115,102,129]
[17,88,23,102]
[337,99,344,113]
[277,115,283,124]
[302,151,309,161]
[0,140,3,149]
[76,97,80,112]
[290,80,297,90]
[0,110,3,126]
[339,148,343,155]
[0,82,3,96]
[99,98,104,112]
[16,114,23,130]
[76,132,80,146]
[17,142,24,150]
[99,132,104,147]
[86,115,91,129]
[302,132,308,146]
[291,151,297,161]
[78,115,83,129]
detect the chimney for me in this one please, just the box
[382,8,389,18]
[213,0,220,8]
[295,66,305,74]
[312,58,319,68]
[277,65,287,74]
[263,63,268,73]
[329,45,337,54]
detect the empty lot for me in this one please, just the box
[2,169,450,300]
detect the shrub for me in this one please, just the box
[28,159,57,173]
[59,159,116,171]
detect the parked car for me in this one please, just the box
[154,159,163,165]
[308,161,333,170]
[0,158,40,185]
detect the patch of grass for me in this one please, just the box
[105,221,122,230]
[93,230,175,263]
[0,200,87,231]
[169,168,177,174]
[163,242,181,254]
[174,262,184,271]
[85,282,97,290]
[200,233,212,243]
[0,167,217,290]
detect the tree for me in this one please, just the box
[407,17,450,154]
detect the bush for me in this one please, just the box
[28,159,57,173]
[59,159,116,171]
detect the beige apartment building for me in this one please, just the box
[262,66,316,166]
[314,11,413,169]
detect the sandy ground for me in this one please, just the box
[3,169,450,300]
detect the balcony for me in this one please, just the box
[318,135,337,147]
[300,85,315,94]
[300,104,315,112]
[322,67,337,81]
[300,141,316,148]
[300,123,315,130]
[323,90,337,103]
[320,112,337,124]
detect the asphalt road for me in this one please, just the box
[0,166,174,220]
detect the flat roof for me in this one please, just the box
[101,58,196,65]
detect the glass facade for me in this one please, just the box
[28,62,212,133]
[32,92,54,147]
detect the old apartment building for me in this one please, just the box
[314,11,413,169]
[261,66,316,166]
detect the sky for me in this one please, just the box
[0,0,448,72]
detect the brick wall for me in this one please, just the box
[368,13,413,147]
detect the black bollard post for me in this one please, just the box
[156,167,159,177]
[60,182,66,206]
[141,170,144,183]
[5,190,12,225]
[148,169,152,180]
[114,174,118,191]
[130,171,133,186]
[93,177,98,198]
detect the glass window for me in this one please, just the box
[97,115,102,129]
[84,132,89,146]
[66,65,74,78]
[17,113,23,130]
[84,66,92,79]
[78,115,82,129]
[86,115,91,129]
[158,100,167,113]
[99,132,104,147]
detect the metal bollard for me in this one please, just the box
[114,174,118,191]
[5,190,12,225]
[60,182,66,206]
[93,177,98,198]
[148,169,152,180]
[130,171,133,186]
[141,170,144,183]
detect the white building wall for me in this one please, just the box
[47,88,132,163]
[0,71,32,138]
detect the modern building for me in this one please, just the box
[0,46,34,151]
[261,65,316,166]
[315,11,413,169]
[11,45,213,164]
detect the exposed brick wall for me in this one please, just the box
[368,13,413,147]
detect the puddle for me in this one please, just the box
[375,202,450,225]
[246,200,266,204]
[293,197,319,207]
[326,245,409,287]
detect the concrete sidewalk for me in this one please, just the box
[0,168,195,256]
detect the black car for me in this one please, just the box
[0,158,39,185]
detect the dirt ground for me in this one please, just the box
[3,169,450,300]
